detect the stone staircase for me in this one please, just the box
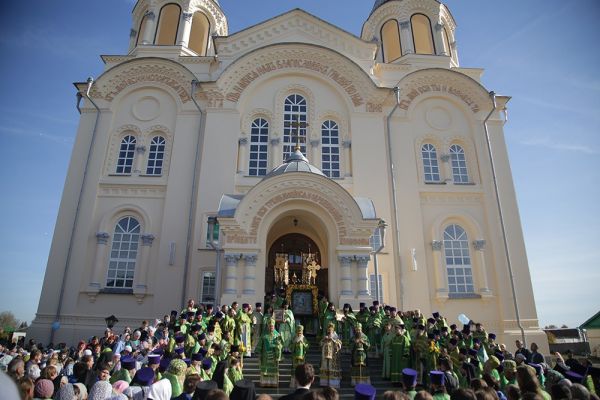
[242,336,397,398]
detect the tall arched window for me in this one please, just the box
[442,26,452,57]
[116,135,136,174]
[283,94,307,160]
[136,14,150,46]
[381,19,402,63]
[421,143,440,182]
[249,118,269,176]
[411,14,435,55]
[189,12,210,55]
[449,144,469,183]
[146,136,166,176]
[443,224,474,294]
[321,120,340,178]
[106,217,141,289]
[155,3,181,45]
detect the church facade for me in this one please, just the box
[30,0,546,347]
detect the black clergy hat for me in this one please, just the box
[194,380,218,400]
[230,379,257,400]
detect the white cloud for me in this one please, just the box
[0,126,74,147]
[518,137,600,155]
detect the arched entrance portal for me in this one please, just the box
[266,233,328,297]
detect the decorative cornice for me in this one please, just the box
[215,44,388,109]
[396,69,490,114]
[215,10,376,62]
[91,59,195,104]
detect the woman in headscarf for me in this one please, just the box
[54,383,76,400]
[163,359,187,397]
[88,380,113,400]
[147,379,172,400]
[212,360,234,395]
[73,382,88,400]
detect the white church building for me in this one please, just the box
[29,0,546,347]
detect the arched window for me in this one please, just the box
[136,14,150,46]
[411,14,435,55]
[421,144,440,182]
[189,12,210,55]
[146,136,166,176]
[116,135,136,174]
[249,118,269,176]
[442,26,452,57]
[155,3,181,45]
[449,144,469,183]
[321,120,341,178]
[443,224,474,294]
[381,19,402,63]
[106,217,141,289]
[283,94,307,161]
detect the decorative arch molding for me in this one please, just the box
[105,125,143,175]
[99,203,153,235]
[188,0,228,36]
[317,109,349,143]
[444,135,479,184]
[208,44,388,111]
[88,58,196,104]
[396,68,491,115]
[431,211,485,243]
[362,0,451,40]
[241,108,274,134]
[219,174,378,247]
[274,84,316,141]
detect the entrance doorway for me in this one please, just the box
[266,233,328,297]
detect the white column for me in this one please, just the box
[89,232,110,290]
[310,139,320,165]
[433,23,446,56]
[355,255,371,297]
[142,10,157,46]
[338,255,353,296]
[134,145,145,174]
[431,240,448,299]
[342,140,352,177]
[473,240,492,295]
[270,137,281,169]
[134,234,155,294]
[243,254,257,295]
[223,254,239,295]
[237,137,248,174]
[399,21,414,55]
[440,153,453,183]
[178,12,193,47]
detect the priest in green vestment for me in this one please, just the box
[351,322,371,386]
[278,301,295,353]
[289,324,309,388]
[256,319,283,387]
[390,324,411,384]
[381,321,394,379]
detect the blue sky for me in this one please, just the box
[0,0,598,329]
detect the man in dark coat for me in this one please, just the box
[279,363,315,400]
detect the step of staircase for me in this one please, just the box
[241,337,398,398]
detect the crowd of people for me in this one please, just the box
[0,294,599,400]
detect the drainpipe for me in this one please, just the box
[50,78,100,344]
[183,80,207,309]
[483,91,526,345]
[385,87,404,310]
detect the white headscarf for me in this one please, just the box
[89,380,113,400]
[147,379,172,400]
